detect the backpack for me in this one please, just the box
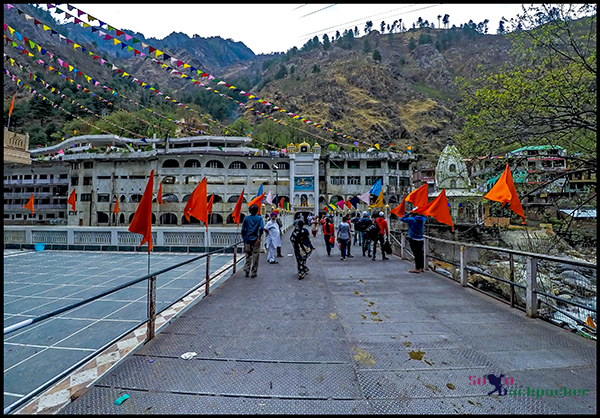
[366,223,380,240]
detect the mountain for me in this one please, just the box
[4,4,512,160]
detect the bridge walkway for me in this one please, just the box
[63,228,596,414]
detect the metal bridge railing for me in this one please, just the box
[389,230,596,334]
[3,241,244,414]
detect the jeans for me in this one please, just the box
[353,231,362,245]
[408,238,425,270]
[339,238,349,259]
[361,232,371,256]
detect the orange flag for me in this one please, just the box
[414,189,454,231]
[484,163,525,223]
[248,193,264,209]
[157,182,163,204]
[207,193,214,215]
[67,189,76,211]
[128,169,154,253]
[345,200,352,209]
[390,195,406,217]
[188,177,208,226]
[405,183,428,209]
[232,188,245,225]
[278,197,285,209]
[8,93,16,117]
[183,182,202,221]
[113,195,119,214]
[23,193,34,214]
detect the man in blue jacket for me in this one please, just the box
[241,204,264,277]
[400,211,427,273]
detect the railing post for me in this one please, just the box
[233,244,237,273]
[400,233,406,260]
[205,254,211,296]
[423,238,429,271]
[526,256,537,318]
[146,275,156,342]
[460,245,468,287]
[509,253,515,308]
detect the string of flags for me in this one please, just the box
[27,3,384,149]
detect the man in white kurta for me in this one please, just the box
[264,212,281,264]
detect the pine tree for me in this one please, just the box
[372,49,382,62]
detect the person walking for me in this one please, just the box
[264,211,281,264]
[371,212,390,261]
[290,220,314,280]
[350,212,361,246]
[272,208,283,257]
[337,215,351,261]
[241,204,264,277]
[311,214,319,237]
[400,211,427,273]
[356,211,373,257]
[322,216,334,256]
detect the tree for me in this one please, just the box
[335,30,341,40]
[443,14,450,28]
[322,33,331,50]
[364,21,373,34]
[417,17,423,28]
[497,19,506,34]
[380,21,386,33]
[354,26,359,37]
[437,14,442,28]
[372,49,382,62]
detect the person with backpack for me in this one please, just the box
[400,211,427,273]
[289,220,314,280]
[241,204,264,277]
[370,212,389,261]
[350,212,361,246]
[337,215,352,261]
[355,211,373,257]
[322,217,334,256]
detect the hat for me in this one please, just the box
[362,211,368,216]
[272,208,280,214]
[379,211,384,217]
[270,211,278,217]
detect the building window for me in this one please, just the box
[206,160,224,168]
[388,161,397,170]
[449,164,456,172]
[24,174,32,180]
[46,213,56,219]
[97,175,111,179]
[83,177,92,185]
[366,160,381,169]
[553,160,564,168]
[72,163,80,170]
[252,162,270,170]
[98,194,110,202]
[60,174,68,179]
[347,176,361,185]
[39,174,48,179]
[80,193,92,202]
[330,160,344,169]
[398,162,410,170]
[184,159,201,168]
[528,162,536,169]
[347,161,360,169]
[162,159,180,168]
[276,162,290,170]
[399,177,411,187]
[129,175,146,179]
[97,212,109,223]
[365,176,383,186]
[162,176,176,184]
[71,177,79,186]
[389,176,398,186]
[330,176,345,185]
[83,162,93,169]
[41,187,50,193]
[229,161,247,170]
[131,194,143,203]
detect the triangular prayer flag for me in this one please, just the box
[256,183,263,197]
[157,182,163,204]
[345,200,352,209]
[369,191,384,208]
[337,200,345,210]
[586,315,596,330]
[265,190,273,205]
[188,177,208,226]
[390,196,406,217]
[113,195,119,214]
[207,193,214,215]
[484,163,525,222]
[67,189,76,211]
[349,196,359,209]
[375,143,380,150]
[248,193,264,209]
[414,189,454,231]
[128,169,154,252]
[357,191,370,205]
[232,189,245,225]
[369,179,382,196]
[406,183,428,209]
[23,193,34,214]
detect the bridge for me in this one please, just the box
[6,226,596,414]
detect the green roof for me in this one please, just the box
[509,145,564,154]
[486,170,529,186]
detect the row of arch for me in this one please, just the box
[162,159,290,170]
[114,195,291,204]
[320,195,403,205]
[98,212,245,225]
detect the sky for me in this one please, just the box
[46,3,533,55]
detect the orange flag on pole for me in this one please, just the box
[405,183,428,209]
[188,177,208,226]
[113,195,119,214]
[232,188,245,225]
[67,189,76,211]
[390,195,406,217]
[23,193,34,214]
[484,163,525,223]
[183,181,202,221]
[248,193,264,209]
[8,93,16,117]
[278,197,285,209]
[413,189,454,231]
[128,169,154,253]
[207,193,214,215]
[157,182,163,204]
[345,200,352,209]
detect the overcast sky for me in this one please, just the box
[46,3,533,55]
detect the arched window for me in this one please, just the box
[184,159,201,168]
[252,161,270,170]
[212,195,223,203]
[162,176,176,184]
[229,161,247,170]
[120,195,127,203]
[319,196,327,204]
[96,212,109,223]
[389,195,398,203]
[206,160,224,168]
[151,213,156,225]
[128,213,136,223]
[208,213,223,224]
[130,194,143,203]
[182,216,201,224]
[119,213,125,224]
[160,213,178,225]
[161,193,179,202]
[449,164,456,172]
[226,213,246,224]
[275,162,290,170]
[228,195,247,203]
[182,194,192,203]
[162,159,180,168]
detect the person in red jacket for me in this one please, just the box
[372,211,390,261]
[322,216,334,256]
